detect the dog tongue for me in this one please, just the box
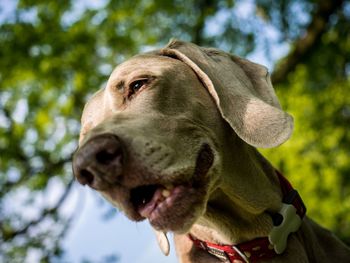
[138,187,164,218]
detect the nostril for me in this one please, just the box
[95,149,122,165]
[96,150,119,165]
[78,169,94,186]
[73,134,124,187]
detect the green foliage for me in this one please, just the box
[0,0,349,261]
[262,67,350,242]
[261,4,350,243]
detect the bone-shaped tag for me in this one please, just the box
[268,203,302,254]
[154,229,170,256]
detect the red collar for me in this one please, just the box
[189,170,306,263]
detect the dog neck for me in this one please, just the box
[190,144,283,245]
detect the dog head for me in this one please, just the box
[72,40,293,235]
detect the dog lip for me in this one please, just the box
[127,143,214,227]
[138,186,167,218]
[141,184,190,221]
[130,183,177,217]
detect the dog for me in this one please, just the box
[72,40,350,262]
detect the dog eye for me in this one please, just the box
[129,79,148,94]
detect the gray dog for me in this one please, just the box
[72,40,350,262]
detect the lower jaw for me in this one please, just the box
[150,213,199,234]
[149,215,188,233]
[147,200,188,231]
[148,202,202,233]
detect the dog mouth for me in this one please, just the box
[128,143,214,230]
[130,183,187,220]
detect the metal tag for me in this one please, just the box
[154,229,170,256]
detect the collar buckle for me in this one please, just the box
[206,244,249,263]
[206,246,230,262]
[231,245,250,263]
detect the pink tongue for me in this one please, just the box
[138,187,164,218]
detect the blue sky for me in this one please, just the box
[63,185,178,263]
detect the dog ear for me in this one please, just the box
[158,39,293,148]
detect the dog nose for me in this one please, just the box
[72,134,123,189]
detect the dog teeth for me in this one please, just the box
[162,189,171,198]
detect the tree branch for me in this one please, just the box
[3,155,72,191]
[1,179,74,241]
[271,0,344,85]
[192,0,218,45]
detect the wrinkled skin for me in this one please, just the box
[73,51,350,262]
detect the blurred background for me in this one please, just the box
[1,0,349,262]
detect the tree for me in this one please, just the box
[0,0,349,261]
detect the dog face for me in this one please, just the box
[73,54,227,233]
[73,40,294,235]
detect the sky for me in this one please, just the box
[63,185,178,263]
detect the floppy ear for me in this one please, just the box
[158,39,293,148]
